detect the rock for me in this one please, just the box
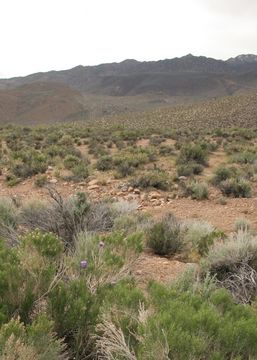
[88,179,99,186]
[78,182,86,186]
[128,186,134,192]
[126,195,135,201]
[140,193,148,201]
[149,191,161,200]
[49,178,58,184]
[135,270,143,275]
[88,184,100,191]
[134,188,140,194]
[47,166,53,170]
[178,176,187,181]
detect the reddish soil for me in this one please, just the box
[132,253,193,288]
[1,175,257,232]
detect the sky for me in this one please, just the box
[1,0,257,78]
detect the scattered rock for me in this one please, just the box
[88,179,99,186]
[87,185,100,191]
[49,178,58,184]
[128,186,134,192]
[149,191,161,200]
[178,176,187,181]
[134,188,140,194]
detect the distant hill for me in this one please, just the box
[92,92,257,131]
[0,82,86,125]
[1,54,257,124]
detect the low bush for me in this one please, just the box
[177,162,204,177]
[184,181,209,200]
[184,221,224,256]
[0,197,18,228]
[146,214,183,256]
[177,144,208,166]
[211,166,238,186]
[234,217,252,232]
[96,155,113,171]
[22,230,63,258]
[219,177,252,198]
[70,163,89,181]
[230,150,257,164]
[131,170,170,190]
[136,283,257,359]
[63,154,81,170]
[159,145,174,156]
[201,230,257,303]
[115,162,135,178]
[34,174,48,187]
[0,316,68,359]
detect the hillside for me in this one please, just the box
[89,92,257,130]
[0,82,86,125]
[1,54,257,124]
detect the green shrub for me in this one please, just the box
[177,144,208,166]
[34,174,48,187]
[137,283,257,359]
[159,145,174,156]
[115,162,135,178]
[71,163,89,181]
[184,221,224,256]
[230,150,257,164]
[0,197,18,228]
[202,231,257,275]
[5,174,20,187]
[211,166,238,186]
[234,218,252,232]
[177,162,204,177]
[0,239,21,319]
[96,155,113,171]
[10,151,48,179]
[22,230,63,258]
[0,316,67,359]
[201,231,257,303]
[219,177,252,198]
[131,170,170,190]
[63,154,81,170]
[146,214,183,256]
[185,181,209,200]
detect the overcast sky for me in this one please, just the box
[1,0,257,78]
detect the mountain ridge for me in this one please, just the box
[0,53,257,124]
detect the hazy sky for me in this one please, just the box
[1,0,257,78]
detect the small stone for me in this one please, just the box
[88,184,100,190]
[149,191,161,200]
[178,176,187,181]
[88,179,99,186]
[134,188,140,194]
[128,186,134,192]
[49,178,58,184]
[79,182,86,186]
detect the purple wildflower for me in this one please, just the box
[80,260,88,269]
[99,241,105,248]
